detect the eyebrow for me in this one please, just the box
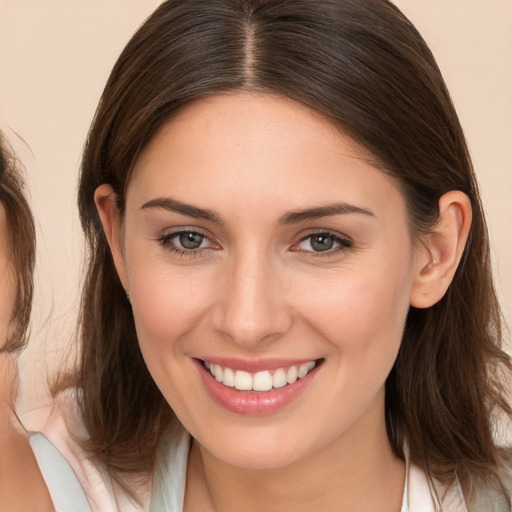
[278,203,375,225]
[140,197,375,225]
[141,197,223,224]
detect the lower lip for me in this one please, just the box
[194,359,319,415]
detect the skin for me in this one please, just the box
[97,92,471,511]
[0,205,53,512]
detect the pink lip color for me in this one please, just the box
[194,358,319,415]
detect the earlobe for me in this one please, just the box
[94,184,129,290]
[410,191,472,309]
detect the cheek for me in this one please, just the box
[288,261,413,438]
[295,259,413,358]
[128,261,215,357]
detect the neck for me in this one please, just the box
[0,354,53,512]
[185,390,405,512]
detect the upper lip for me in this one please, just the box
[196,356,321,373]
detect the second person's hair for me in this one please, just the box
[0,133,36,354]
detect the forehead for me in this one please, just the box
[128,93,405,219]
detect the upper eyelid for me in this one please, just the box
[160,227,213,240]
[297,228,352,243]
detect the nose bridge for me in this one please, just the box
[213,245,291,346]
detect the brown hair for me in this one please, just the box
[0,133,36,354]
[74,0,511,505]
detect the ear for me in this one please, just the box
[410,191,472,308]
[94,184,129,291]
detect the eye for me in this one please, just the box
[157,229,216,255]
[178,231,206,250]
[293,232,352,254]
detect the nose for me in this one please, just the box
[212,249,292,348]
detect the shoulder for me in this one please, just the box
[407,462,467,512]
[408,460,512,512]
[29,431,91,512]
[40,388,151,512]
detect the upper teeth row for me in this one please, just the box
[204,361,317,392]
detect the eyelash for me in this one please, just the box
[156,229,215,259]
[292,231,353,258]
[156,229,353,259]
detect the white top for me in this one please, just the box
[36,390,468,512]
[29,432,92,512]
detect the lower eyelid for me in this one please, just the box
[171,247,207,259]
[300,243,353,261]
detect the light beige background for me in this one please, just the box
[0,1,510,421]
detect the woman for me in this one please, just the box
[0,133,90,511]
[46,0,511,510]
[0,133,53,510]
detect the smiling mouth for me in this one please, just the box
[202,359,323,392]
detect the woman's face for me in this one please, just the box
[112,93,423,469]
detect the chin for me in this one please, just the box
[215,448,301,470]
[198,426,308,470]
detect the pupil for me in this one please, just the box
[180,232,203,249]
[311,234,333,252]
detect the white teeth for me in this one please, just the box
[298,361,315,378]
[223,367,235,387]
[234,370,253,391]
[272,368,287,388]
[204,360,318,392]
[253,371,273,392]
[286,365,298,384]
